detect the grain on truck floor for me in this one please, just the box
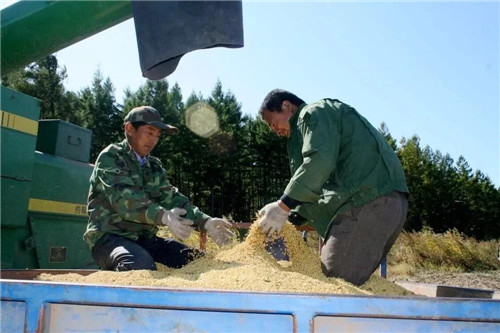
[37,222,412,296]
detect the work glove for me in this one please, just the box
[160,208,194,240]
[257,201,288,238]
[204,217,235,247]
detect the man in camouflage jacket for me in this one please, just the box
[84,106,234,271]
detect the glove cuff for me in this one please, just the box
[200,217,211,231]
[154,209,167,225]
[275,202,290,219]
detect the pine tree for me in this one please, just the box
[1,55,81,123]
[79,69,122,162]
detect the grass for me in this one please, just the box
[301,227,499,276]
[388,227,500,276]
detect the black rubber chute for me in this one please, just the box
[131,0,244,80]
[265,238,290,261]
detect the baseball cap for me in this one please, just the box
[124,106,179,135]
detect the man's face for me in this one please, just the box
[262,107,292,137]
[126,123,162,157]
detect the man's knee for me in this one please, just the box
[110,246,156,271]
[321,261,371,286]
[140,236,204,268]
[92,233,157,271]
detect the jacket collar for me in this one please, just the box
[120,139,150,167]
[288,103,306,126]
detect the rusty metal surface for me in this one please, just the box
[199,231,207,251]
[231,222,253,229]
[229,222,313,231]
[0,269,97,280]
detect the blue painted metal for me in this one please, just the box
[314,316,500,332]
[1,279,499,333]
[380,256,387,278]
[1,300,26,332]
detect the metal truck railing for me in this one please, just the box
[1,270,500,333]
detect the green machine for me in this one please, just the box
[0,1,137,269]
[1,86,95,268]
[1,0,243,269]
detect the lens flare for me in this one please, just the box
[185,102,219,138]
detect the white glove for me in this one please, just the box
[160,208,194,240]
[257,201,288,237]
[204,217,235,247]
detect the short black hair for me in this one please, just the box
[124,121,148,139]
[130,121,147,130]
[259,89,305,117]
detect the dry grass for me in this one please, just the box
[388,227,500,275]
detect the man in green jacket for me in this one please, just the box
[84,106,234,271]
[257,89,409,285]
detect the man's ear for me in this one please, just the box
[281,100,290,113]
[281,101,287,112]
[125,122,134,135]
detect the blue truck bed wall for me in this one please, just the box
[1,278,499,332]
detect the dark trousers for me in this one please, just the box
[92,233,203,271]
[321,191,408,285]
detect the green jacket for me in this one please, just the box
[83,140,210,249]
[285,99,409,238]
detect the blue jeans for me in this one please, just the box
[92,233,203,271]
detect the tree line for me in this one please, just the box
[2,55,499,240]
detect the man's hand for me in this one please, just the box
[257,201,289,237]
[204,217,235,247]
[160,208,194,239]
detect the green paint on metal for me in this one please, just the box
[31,151,92,205]
[29,214,96,269]
[1,86,40,268]
[1,179,31,228]
[0,86,40,180]
[1,132,39,181]
[1,0,133,73]
[36,120,92,163]
[1,228,39,269]
[0,86,41,120]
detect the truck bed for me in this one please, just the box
[1,269,499,332]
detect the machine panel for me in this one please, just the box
[29,215,95,269]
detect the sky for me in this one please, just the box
[2,1,499,186]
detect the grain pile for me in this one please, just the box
[36,222,412,296]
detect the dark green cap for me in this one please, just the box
[124,106,179,135]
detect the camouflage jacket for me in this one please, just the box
[83,140,210,249]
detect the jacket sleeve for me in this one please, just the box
[284,104,341,203]
[92,148,163,226]
[156,167,211,230]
